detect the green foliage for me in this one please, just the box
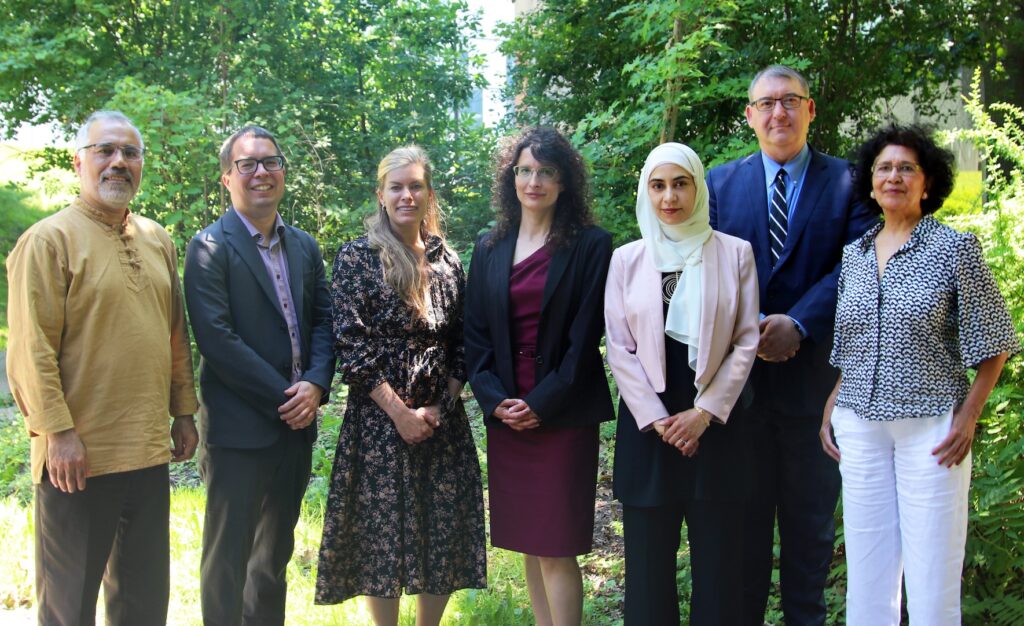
[0,416,31,505]
[500,0,995,246]
[0,0,496,256]
[941,171,985,216]
[943,68,1024,210]
[0,180,50,350]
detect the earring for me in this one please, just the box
[869,191,875,199]
[922,192,928,199]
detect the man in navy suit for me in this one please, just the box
[708,65,875,625]
[184,126,335,625]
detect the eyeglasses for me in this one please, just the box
[749,94,810,112]
[513,165,558,182]
[78,143,145,161]
[233,156,286,175]
[872,161,923,178]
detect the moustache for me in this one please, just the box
[102,168,134,185]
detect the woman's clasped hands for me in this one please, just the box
[494,398,540,431]
[653,407,711,457]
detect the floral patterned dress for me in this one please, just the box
[315,235,486,604]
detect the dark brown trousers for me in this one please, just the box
[35,463,170,626]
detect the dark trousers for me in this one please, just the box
[199,429,312,626]
[623,500,743,626]
[740,410,841,626]
[35,463,170,626]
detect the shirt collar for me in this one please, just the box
[761,144,811,185]
[857,214,939,253]
[73,197,131,230]
[233,208,285,245]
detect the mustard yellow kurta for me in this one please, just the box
[6,198,198,484]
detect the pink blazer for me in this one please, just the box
[604,232,760,431]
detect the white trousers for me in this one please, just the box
[831,406,970,626]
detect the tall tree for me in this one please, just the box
[500,0,993,243]
[0,0,494,253]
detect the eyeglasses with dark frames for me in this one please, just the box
[749,94,810,112]
[78,143,145,161]
[233,156,286,175]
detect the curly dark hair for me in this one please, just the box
[853,124,955,216]
[489,126,595,249]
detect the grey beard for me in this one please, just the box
[98,182,136,207]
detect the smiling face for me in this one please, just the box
[871,144,928,220]
[745,74,816,164]
[648,163,697,226]
[378,163,433,238]
[514,147,563,218]
[221,135,286,220]
[73,119,143,213]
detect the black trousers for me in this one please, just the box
[35,463,170,626]
[199,429,312,626]
[623,500,743,626]
[739,410,841,626]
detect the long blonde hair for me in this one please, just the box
[367,145,445,318]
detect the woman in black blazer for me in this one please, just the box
[465,127,614,626]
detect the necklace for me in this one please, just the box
[661,271,681,303]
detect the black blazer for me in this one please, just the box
[708,148,876,416]
[465,225,615,428]
[184,208,336,448]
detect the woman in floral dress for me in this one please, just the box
[315,146,486,625]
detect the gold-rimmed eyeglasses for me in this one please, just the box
[513,165,558,182]
[77,143,145,161]
[871,161,923,178]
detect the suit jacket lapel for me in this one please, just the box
[223,209,285,319]
[743,155,773,276]
[492,231,515,356]
[541,238,572,313]
[695,235,720,381]
[780,148,829,267]
[638,245,667,390]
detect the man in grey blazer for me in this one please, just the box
[184,125,335,625]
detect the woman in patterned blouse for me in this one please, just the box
[820,125,1020,625]
[314,146,486,625]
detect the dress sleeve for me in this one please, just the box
[445,250,467,384]
[954,233,1021,368]
[331,242,391,391]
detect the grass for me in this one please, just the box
[0,489,583,624]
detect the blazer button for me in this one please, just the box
[535,355,544,365]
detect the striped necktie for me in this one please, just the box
[769,169,789,265]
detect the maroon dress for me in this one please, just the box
[486,246,600,557]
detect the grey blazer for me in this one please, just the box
[184,208,335,448]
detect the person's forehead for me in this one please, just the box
[88,120,142,144]
[752,75,804,97]
[231,135,279,159]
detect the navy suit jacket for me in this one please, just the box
[708,148,876,416]
[465,225,615,429]
[184,208,335,448]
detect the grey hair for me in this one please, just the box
[748,65,810,101]
[219,125,283,174]
[75,111,144,150]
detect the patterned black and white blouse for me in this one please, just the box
[830,216,1020,421]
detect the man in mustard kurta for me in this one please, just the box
[6,110,199,626]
